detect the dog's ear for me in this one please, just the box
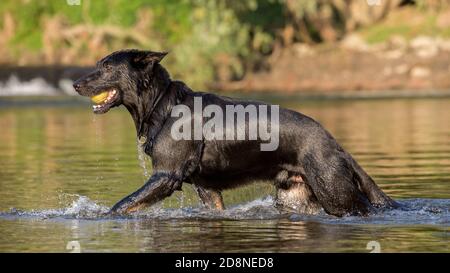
[132,51,168,68]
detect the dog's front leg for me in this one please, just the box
[109,172,182,214]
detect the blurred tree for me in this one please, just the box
[0,0,449,87]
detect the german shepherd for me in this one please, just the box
[73,49,397,216]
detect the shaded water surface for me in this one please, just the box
[0,97,449,252]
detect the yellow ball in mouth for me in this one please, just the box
[90,91,109,104]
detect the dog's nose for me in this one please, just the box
[73,82,81,92]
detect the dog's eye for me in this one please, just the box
[102,62,112,70]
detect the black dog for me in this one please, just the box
[73,49,396,217]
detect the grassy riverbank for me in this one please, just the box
[1,0,450,92]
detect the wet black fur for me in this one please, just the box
[73,49,397,217]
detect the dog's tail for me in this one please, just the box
[349,156,399,208]
[301,149,398,216]
[302,152,375,217]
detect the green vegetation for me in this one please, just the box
[0,0,449,88]
[360,9,450,44]
[0,0,284,87]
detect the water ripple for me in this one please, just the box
[1,195,448,226]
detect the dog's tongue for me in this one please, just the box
[90,91,109,104]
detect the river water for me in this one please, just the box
[0,96,448,252]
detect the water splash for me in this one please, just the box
[1,195,109,220]
[131,195,281,220]
[1,195,448,225]
[91,114,107,203]
[136,138,151,181]
[289,198,450,225]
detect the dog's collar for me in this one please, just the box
[137,81,182,151]
[137,82,171,140]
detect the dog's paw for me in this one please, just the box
[109,198,134,215]
[109,199,148,215]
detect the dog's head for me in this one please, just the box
[73,49,167,114]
